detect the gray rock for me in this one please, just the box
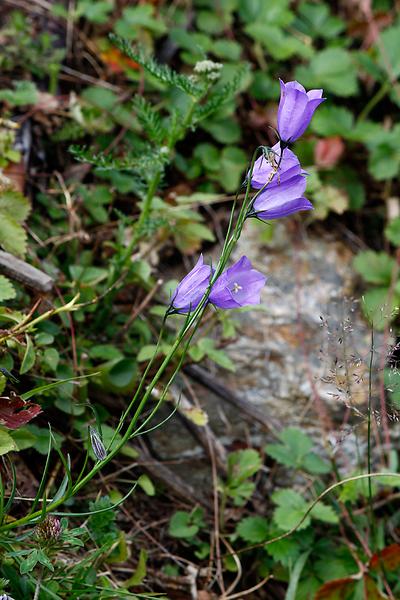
[150,222,394,482]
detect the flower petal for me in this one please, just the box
[210,256,267,309]
[251,145,302,189]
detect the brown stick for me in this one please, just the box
[0,250,54,292]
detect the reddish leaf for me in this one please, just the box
[363,575,386,599]
[315,136,345,169]
[315,577,356,599]
[369,544,400,572]
[100,47,139,74]
[0,394,42,429]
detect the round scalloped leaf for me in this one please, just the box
[0,275,16,302]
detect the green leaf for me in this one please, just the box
[245,23,313,60]
[0,81,38,106]
[123,548,147,587]
[114,5,166,39]
[110,36,201,97]
[266,427,324,471]
[302,453,331,475]
[201,118,241,144]
[137,474,155,496]
[361,287,399,330]
[212,40,242,61]
[169,511,201,539]
[236,516,269,543]
[197,10,225,34]
[296,48,358,97]
[20,550,40,574]
[272,489,310,531]
[309,502,338,524]
[36,548,54,571]
[280,427,312,456]
[227,448,262,483]
[265,536,302,567]
[0,428,18,455]
[25,425,64,455]
[385,218,400,246]
[103,358,137,392]
[89,344,123,361]
[0,275,16,302]
[42,348,60,372]
[295,2,345,39]
[0,189,30,257]
[69,265,108,285]
[9,428,37,451]
[367,129,400,180]
[55,396,85,416]
[286,551,311,600]
[311,106,354,137]
[0,214,27,257]
[218,146,247,192]
[21,373,97,401]
[0,189,31,222]
[20,334,36,375]
[77,0,114,24]
[353,251,395,285]
[378,24,400,79]
[137,344,161,362]
[194,143,220,172]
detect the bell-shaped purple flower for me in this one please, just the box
[277,80,325,143]
[251,144,305,189]
[252,174,313,220]
[170,255,212,313]
[210,256,267,309]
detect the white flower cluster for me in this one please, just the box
[193,60,223,82]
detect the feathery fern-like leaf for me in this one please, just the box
[110,34,202,97]
[70,144,168,173]
[132,96,166,144]
[193,63,250,123]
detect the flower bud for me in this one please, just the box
[89,426,107,461]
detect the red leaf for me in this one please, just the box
[0,395,42,429]
[315,577,356,599]
[315,136,345,169]
[100,48,139,74]
[369,543,400,572]
[315,577,355,600]
[363,575,386,599]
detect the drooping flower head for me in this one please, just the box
[251,174,313,220]
[251,143,305,190]
[210,256,267,309]
[170,255,212,314]
[277,80,325,144]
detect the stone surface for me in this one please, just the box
[150,221,394,482]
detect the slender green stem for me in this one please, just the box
[0,142,263,533]
[358,80,391,122]
[367,327,375,548]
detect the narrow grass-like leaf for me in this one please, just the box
[30,426,52,514]
[53,482,137,516]
[21,372,99,401]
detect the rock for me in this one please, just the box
[149,221,391,483]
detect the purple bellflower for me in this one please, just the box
[251,143,305,190]
[277,80,325,144]
[210,256,266,309]
[251,174,313,220]
[170,254,212,313]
